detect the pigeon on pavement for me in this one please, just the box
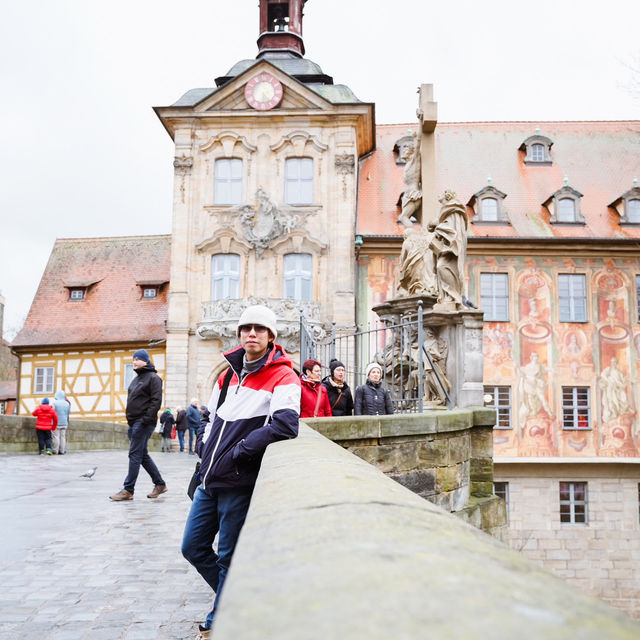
[80,466,98,479]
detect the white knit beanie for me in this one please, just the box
[366,362,382,377]
[237,304,278,339]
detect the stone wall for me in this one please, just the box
[212,425,640,639]
[496,462,640,620]
[0,414,161,452]
[305,408,506,538]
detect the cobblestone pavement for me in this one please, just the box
[0,449,211,639]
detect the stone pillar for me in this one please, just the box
[165,130,194,409]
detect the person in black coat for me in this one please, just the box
[354,363,394,416]
[175,407,187,452]
[322,359,354,416]
[160,409,175,452]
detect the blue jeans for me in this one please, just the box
[181,484,253,628]
[188,426,197,453]
[123,421,165,493]
[177,429,185,451]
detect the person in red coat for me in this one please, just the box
[32,398,58,455]
[300,359,332,418]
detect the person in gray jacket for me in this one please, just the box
[52,390,71,455]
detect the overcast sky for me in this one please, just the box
[1,0,638,339]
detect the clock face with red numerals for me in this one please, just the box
[244,73,283,111]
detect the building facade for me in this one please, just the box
[12,236,170,422]
[154,0,374,408]
[356,118,640,618]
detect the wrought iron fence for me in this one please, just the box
[300,303,451,414]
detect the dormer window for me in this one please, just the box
[519,133,553,165]
[136,280,167,300]
[610,183,640,225]
[64,279,100,301]
[69,288,85,301]
[546,182,585,225]
[143,288,157,299]
[469,183,509,224]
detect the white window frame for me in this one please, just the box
[556,197,576,223]
[283,253,313,301]
[628,199,640,224]
[69,288,84,301]
[562,386,591,429]
[481,197,498,222]
[211,254,240,300]
[214,158,243,205]
[284,157,314,205]
[123,363,135,391]
[558,274,587,322]
[560,481,588,524]
[480,273,509,321]
[142,288,157,299]
[484,385,512,428]
[34,367,55,394]
[493,481,509,522]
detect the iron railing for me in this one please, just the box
[300,302,451,413]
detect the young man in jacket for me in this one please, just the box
[110,349,167,501]
[182,305,300,634]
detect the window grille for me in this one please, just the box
[562,386,590,429]
[283,253,312,301]
[480,273,509,321]
[214,158,243,204]
[560,481,588,524]
[285,158,314,204]
[34,367,54,394]
[211,254,240,300]
[484,385,512,428]
[558,274,587,322]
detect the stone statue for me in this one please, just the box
[518,353,552,422]
[397,228,437,297]
[429,190,468,310]
[397,131,422,227]
[600,358,631,422]
[422,328,450,405]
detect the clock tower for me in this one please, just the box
[155,0,375,409]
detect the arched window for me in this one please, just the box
[285,158,314,204]
[481,198,498,222]
[557,198,576,222]
[530,143,545,162]
[211,254,240,300]
[214,158,243,204]
[283,253,312,301]
[628,199,640,223]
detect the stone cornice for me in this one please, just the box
[357,234,640,257]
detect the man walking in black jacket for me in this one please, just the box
[110,349,167,501]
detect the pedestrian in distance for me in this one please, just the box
[32,397,58,455]
[160,408,175,452]
[186,398,201,455]
[51,390,71,454]
[354,362,394,416]
[198,405,210,439]
[182,304,300,634]
[299,358,332,418]
[109,349,167,501]
[322,359,354,416]
[175,406,187,452]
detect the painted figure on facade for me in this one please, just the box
[600,358,631,422]
[397,131,422,228]
[429,190,468,310]
[518,353,552,422]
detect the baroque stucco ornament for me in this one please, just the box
[239,188,300,256]
[197,297,325,353]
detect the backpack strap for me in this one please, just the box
[216,368,234,411]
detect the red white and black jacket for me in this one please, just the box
[198,343,300,490]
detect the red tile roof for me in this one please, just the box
[13,236,170,348]
[357,121,640,239]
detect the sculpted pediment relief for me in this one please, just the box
[270,130,328,154]
[199,131,257,155]
[193,62,331,113]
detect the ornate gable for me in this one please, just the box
[193,62,332,113]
